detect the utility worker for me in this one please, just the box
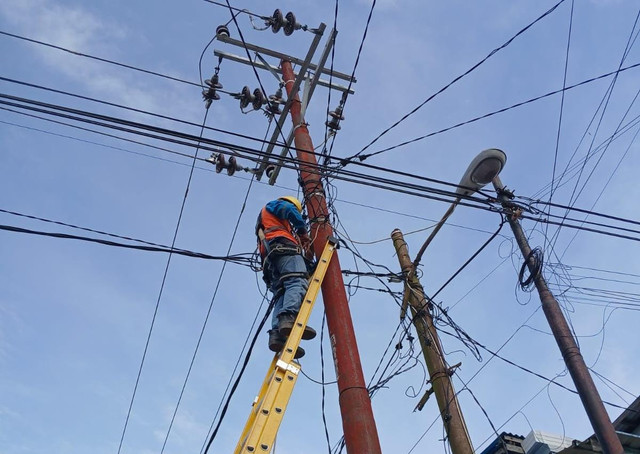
[256,196,316,358]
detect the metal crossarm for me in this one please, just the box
[235,237,338,453]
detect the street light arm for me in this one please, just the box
[413,197,461,268]
[413,149,506,269]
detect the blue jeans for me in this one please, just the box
[266,253,309,330]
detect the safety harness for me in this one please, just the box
[255,209,307,289]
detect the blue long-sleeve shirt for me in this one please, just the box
[265,199,308,234]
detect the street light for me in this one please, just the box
[412,148,507,267]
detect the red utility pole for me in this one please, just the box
[281,59,382,454]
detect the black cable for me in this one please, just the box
[463,329,639,415]
[202,294,277,454]
[6,91,640,242]
[556,96,640,260]
[0,223,253,265]
[2,95,508,227]
[0,30,201,87]
[202,0,263,17]
[545,7,640,254]
[0,208,254,263]
[517,210,640,242]
[8,93,640,245]
[0,208,189,249]
[0,89,497,208]
[1,115,514,244]
[0,104,497,219]
[320,311,332,454]
[346,0,568,163]
[325,0,375,138]
[347,59,640,163]
[0,116,201,169]
[160,175,258,452]
[0,105,205,163]
[523,196,640,228]
[546,0,575,224]
[318,0,340,174]
[428,216,506,302]
[162,120,273,452]
[300,368,337,385]
[518,247,543,291]
[456,376,500,441]
[116,108,210,454]
[0,76,285,150]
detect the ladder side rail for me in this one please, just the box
[234,355,279,452]
[235,238,338,453]
[279,239,337,364]
[242,364,299,452]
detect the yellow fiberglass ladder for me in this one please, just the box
[234,237,338,454]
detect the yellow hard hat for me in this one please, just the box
[279,196,302,212]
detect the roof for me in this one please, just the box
[613,396,640,436]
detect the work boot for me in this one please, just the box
[277,312,317,340]
[267,329,305,359]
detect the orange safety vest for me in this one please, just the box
[256,206,299,257]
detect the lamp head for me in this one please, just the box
[456,148,506,197]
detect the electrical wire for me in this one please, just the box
[201,291,276,454]
[0,76,284,150]
[546,0,575,226]
[1,115,520,246]
[343,60,640,164]
[427,217,506,302]
[0,89,501,210]
[531,111,640,200]
[9,76,640,240]
[0,222,253,265]
[160,173,258,453]
[344,0,568,164]
[116,108,210,454]
[161,117,274,452]
[518,247,543,291]
[544,8,640,255]
[0,116,202,169]
[0,30,201,87]
[557,107,640,260]
[6,90,640,244]
[322,0,374,149]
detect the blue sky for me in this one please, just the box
[1,1,640,453]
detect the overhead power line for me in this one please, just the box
[0,223,253,265]
[0,91,501,210]
[347,0,568,162]
[1,74,503,200]
[0,76,284,149]
[3,92,640,242]
[116,107,214,454]
[0,30,201,88]
[0,208,254,265]
[342,59,640,164]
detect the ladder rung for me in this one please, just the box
[234,239,337,454]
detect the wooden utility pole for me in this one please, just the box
[493,176,623,454]
[281,60,382,454]
[391,229,474,454]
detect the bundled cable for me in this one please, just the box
[519,247,543,291]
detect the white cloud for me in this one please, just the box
[0,0,125,55]
[0,0,198,122]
